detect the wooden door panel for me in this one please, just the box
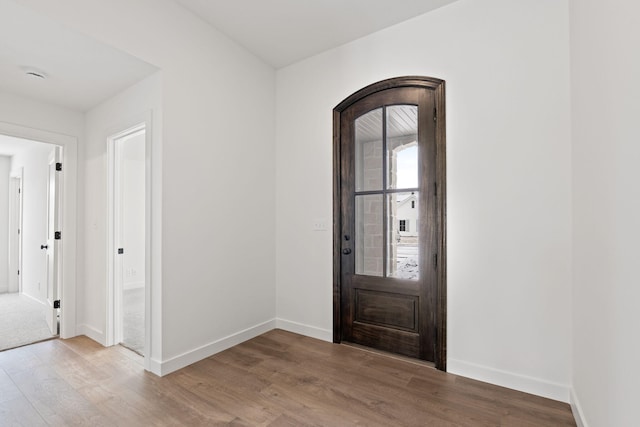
[355,289,418,332]
[344,87,431,361]
[351,323,420,358]
[351,275,420,294]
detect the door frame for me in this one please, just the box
[0,122,78,339]
[332,76,447,370]
[107,124,145,347]
[45,146,63,335]
[106,118,151,364]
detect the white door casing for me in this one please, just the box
[45,146,62,335]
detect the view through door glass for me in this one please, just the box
[355,105,420,279]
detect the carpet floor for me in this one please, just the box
[0,293,56,352]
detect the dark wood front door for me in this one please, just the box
[333,77,446,369]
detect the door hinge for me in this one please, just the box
[434,108,437,122]
[55,231,61,240]
[433,253,438,269]
[434,182,437,197]
[55,162,62,171]
[53,300,61,309]
[17,270,19,276]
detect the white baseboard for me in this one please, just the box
[21,291,45,305]
[275,318,332,342]
[158,319,276,376]
[78,323,106,346]
[570,388,588,427]
[147,358,162,376]
[448,358,570,403]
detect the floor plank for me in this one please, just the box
[0,329,576,426]
[0,396,48,427]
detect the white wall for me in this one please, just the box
[9,141,55,302]
[570,0,640,425]
[27,0,277,373]
[276,0,572,401]
[0,156,10,292]
[0,92,84,138]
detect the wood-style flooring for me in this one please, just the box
[0,329,576,426]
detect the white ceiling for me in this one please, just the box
[0,0,458,113]
[174,0,460,68]
[0,0,158,112]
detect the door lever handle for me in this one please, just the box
[342,248,352,255]
[41,244,48,250]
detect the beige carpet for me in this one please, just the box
[0,293,56,351]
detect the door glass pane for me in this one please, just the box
[355,108,383,191]
[387,192,419,280]
[355,194,383,276]
[386,105,418,190]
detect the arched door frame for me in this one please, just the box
[332,76,447,370]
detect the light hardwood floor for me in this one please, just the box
[0,329,576,426]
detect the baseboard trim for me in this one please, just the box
[448,358,570,403]
[570,388,588,427]
[78,324,105,346]
[158,319,276,376]
[147,358,162,376]
[21,292,45,305]
[275,318,332,342]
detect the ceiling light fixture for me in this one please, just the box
[26,71,46,79]
[21,67,47,80]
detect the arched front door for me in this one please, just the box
[333,76,446,369]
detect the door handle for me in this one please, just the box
[342,248,352,255]
[41,244,48,250]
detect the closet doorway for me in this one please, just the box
[107,124,147,355]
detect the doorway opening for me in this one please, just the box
[333,76,447,370]
[0,136,65,351]
[107,124,147,356]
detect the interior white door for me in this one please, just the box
[45,147,62,335]
[8,176,22,293]
[113,128,146,353]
